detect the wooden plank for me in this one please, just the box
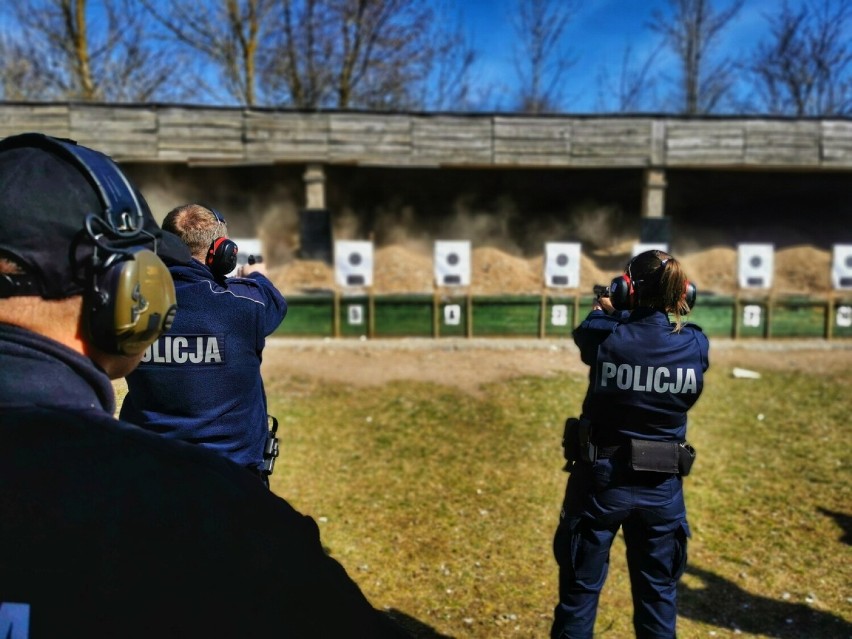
[156,107,245,161]
[493,116,572,139]
[245,111,329,162]
[329,113,411,163]
[411,116,492,164]
[744,121,820,166]
[570,119,652,160]
[70,106,157,159]
[820,120,852,164]
[0,104,70,139]
[493,116,571,164]
[665,121,746,165]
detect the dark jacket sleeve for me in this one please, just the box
[226,272,288,338]
[572,310,626,366]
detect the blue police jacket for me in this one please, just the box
[573,307,710,442]
[0,323,409,638]
[120,259,287,468]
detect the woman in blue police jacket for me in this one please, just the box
[551,249,710,639]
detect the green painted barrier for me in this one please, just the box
[273,293,852,340]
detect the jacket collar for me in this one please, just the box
[0,323,115,414]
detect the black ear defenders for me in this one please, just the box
[2,134,177,356]
[205,208,238,278]
[609,255,697,312]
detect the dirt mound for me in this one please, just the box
[472,247,541,295]
[268,259,334,293]
[374,245,433,293]
[680,247,738,296]
[775,245,832,294]
[268,243,834,297]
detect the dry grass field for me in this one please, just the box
[245,337,852,639]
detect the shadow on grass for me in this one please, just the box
[386,609,455,638]
[679,565,852,638]
[818,507,852,545]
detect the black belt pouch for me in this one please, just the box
[630,440,679,473]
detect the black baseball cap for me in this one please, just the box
[0,132,190,299]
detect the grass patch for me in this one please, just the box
[264,360,852,638]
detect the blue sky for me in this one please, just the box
[1,0,845,113]
[457,0,801,112]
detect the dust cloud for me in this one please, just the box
[123,163,849,298]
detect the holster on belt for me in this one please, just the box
[561,417,594,470]
[261,415,280,477]
[677,442,696,476]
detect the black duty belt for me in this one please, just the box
[561,417,696,476]
[592,439,696,475]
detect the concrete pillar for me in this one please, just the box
[299,163,332,263]
[641,168,667,219]
[640,168,670,245]
[303,164,326,210]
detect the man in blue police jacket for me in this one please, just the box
[120,203,287,483]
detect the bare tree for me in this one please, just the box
[1,0,177,102]
[650,0,744,114]
[264,0,457,110]
[594,43,666,113]
[749,0,852,116]
[0,31,64,101]
[416,0,478,111]
[138,0,276,107]
[511,0,579,113]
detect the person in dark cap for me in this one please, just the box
[120,203,287,486]
[0,132,409,639]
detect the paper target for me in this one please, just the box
[551,304,569,326]
[443,304,462,325]
[832,244,852,290]
[347,304,364,325]
[738,243,774,289]
[434,241,471,287]
[334,240,374,287]
[544,243,581,288]
[743,304,762,327]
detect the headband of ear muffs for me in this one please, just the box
[609,255,697,312]
[204,208,239,278]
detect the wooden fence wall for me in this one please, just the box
[1,103,850,170]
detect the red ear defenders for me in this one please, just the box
[609,267,697,311]
[206,236,238,277]
[204,208,239,278]
[609,273,635,311]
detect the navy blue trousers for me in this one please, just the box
[551,457,690,639]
